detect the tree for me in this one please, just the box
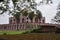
[28,11,35,22]
[12,12,20,30]
[0,0,10,14]
[10,0,38,30]
[12,12,20,23]
[52,3,60,23]
[46,0,53,4]
[0,0,43,22]
[0,0,4,2]
[0,0,53,15]
[40,0,53,4]
[36,10,42,20]
[12,0,18,4]
[22,8,28,16]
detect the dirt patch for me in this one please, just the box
[0,33,60,40]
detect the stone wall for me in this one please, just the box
[0,23,38,30]
[0,23,56,32]
[9,16,45,24]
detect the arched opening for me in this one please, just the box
[22,18,24,23]
[35,18,38,23]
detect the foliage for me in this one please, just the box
[3,33,7,35]
[0,0,53,15]
[46,0,53,4]
[12,11,21,30]
[36,10,42,20]
[0,0,9,14]
[22,28,42,33]
[30,25,42,33]
[22,25,42,34]
[22,30,31,34]
[55,27,60,33]
[11,0,38,23]
[12,12,20,21]
[25,23,34,30]
[22,24,42,34]
[12,0,18,4]
[22,9,28,16]
[52,3,60,23]
[28,11,35,22]
[0,0,4,2]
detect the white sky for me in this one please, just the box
[0,0,60,24]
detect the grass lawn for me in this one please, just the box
[0,33,60,40]
[0,30,29,35]
[0,30,60,40]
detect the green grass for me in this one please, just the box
[0,33,60,40]
[0,30,28,35]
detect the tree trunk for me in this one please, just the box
[16,19,20,31]
[16,23,18,31]
[31,20,33,23]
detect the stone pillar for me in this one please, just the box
[7,25,8,30]
[41,17,45,23]
[10,25,12,30]
[8,25,10,30]
[9,25,11,30]
[33,17,35,23]
[16,24,17,30]
[20,15,22,23]
[24,25,25,30]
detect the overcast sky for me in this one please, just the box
[0,0,60,24]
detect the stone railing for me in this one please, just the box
[0,23,38,30]
[0,23,59,31]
